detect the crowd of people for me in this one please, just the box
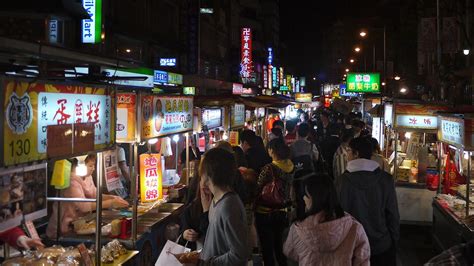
[175,109,401,266]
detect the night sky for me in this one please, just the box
[280,0,386,78]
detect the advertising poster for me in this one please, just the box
[0,164,47,232]
[117,93,136,142]
[139,153,163,202]
[2,80,115,166]
[229,131,239,146]
[103,149,123,192]
[141,96,193,140]
[231,104,245,128]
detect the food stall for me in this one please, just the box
[432,113,474,251]
[390,102,451,224]
[0,78,140,265]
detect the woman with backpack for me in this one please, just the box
[255,138,294,266]
[284,174,370,265]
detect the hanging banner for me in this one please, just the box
[117,93,136,142]
[103,149,123,192]
[3,80,115,166]
[141,96,193,140]
[231,104,245,128]
[202,108,222,129]
[139,153,163,202]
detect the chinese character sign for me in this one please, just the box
[141,96,193,139]
[240,28,253,80]
[439,117,464,146]
[202,109,222,129]
[395,115,438,130]
[37,92,111,153]
[3,80,114,166]
[231,104,245,128]
[263,65,268,89]
[139,153,163,202]
[346,73,381,93]
[272,67,278,88]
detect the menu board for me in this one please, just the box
[231,104,245,128]
[202,108,222,129]
[117,93,136,142]
[139,153,163,202]
[0,163,47,232]
[2,80,115,166]
[141,96,193,140]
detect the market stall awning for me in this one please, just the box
[240,95,295,109]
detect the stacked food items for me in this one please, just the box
[101,239,127,264]
[2,245,89,266]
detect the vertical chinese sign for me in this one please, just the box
[117,93,136,142]
[240,28,253,83]
[2,80,115,166]
[139,153,163,202]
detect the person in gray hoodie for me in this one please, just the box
[336,137,400,266]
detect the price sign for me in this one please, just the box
[139,153,163,202]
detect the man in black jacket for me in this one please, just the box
[336,137,400,266]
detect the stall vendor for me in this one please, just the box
[46,154,129,239]
[0,227,44,250]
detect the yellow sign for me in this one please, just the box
[229,131,239,146]
[139,153,163,202]
[295,93,312,103]
[3,80,115,166]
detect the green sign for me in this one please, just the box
[183,87,196,95]
[346,73,380,93]
[168,72,183,85]
[279,86,289,91]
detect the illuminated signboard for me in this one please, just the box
[202,109,222,129]
[395,115,438,130]
[272,67,277,88]
[167,72,183,85]
[232,83,243,95]
[268,47,273,65]
[268,66,272,89]
[339,84,359,97]
[263,65,268,89]
[300,77,306,87]
[346,73,380,93]
[439,116,464,146]
[287,75,292,91]
[153,70,168,84]
[82,0,102,43]
[295,79,300,92]
[240,28,253,81]
[280,86,289,91]
[279,67,284,85]
[159,58,177,67]
[295,93,312,103]
[183,87,196,95]
[102,68,154,88]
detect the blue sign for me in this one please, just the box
[154,70,168,84]
[160,58,177,67]
[340,84,359,97]
[268,47,273,65]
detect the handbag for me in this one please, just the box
[259,165,286,209]
[155,240,191,266]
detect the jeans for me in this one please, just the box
[255,211,288,266]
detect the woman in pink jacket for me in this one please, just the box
[283,174,370,266]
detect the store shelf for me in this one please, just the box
[101,250,139,266]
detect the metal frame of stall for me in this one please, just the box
[433,113,474,251]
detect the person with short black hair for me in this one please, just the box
[284,120,297,145]
[199,148,250,265]
[336,137,400,266]
[255,138,294,266]
[290,123,319,169]
[240,130,271,173]
[368,137,389,172]
[284,174,370,265]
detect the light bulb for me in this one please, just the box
[148,138,158,145]
[173,135,180,142]
[405,132,411,139]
